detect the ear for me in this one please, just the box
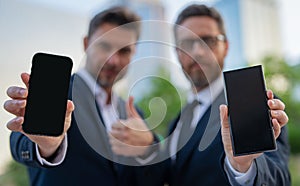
[83,36,89,51]
[131,44,137,56]
[175,48,185,68]
[175,48,181,59]
[223,40,229,57]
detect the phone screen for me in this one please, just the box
[223,65,276,156]
[23,52,73,136]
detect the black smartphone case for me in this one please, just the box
[223,65,276,156]
[23,52,73,136]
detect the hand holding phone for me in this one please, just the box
[223,65,276,156]
[23,52,73,136]
[4,52,74,157]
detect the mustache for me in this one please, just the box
[192,56,211,65]
[187,58,207,69]
[188,61,201,69]
[101,64,118,71]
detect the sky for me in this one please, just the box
[5,0,299,60]
[0,0,299,174]
[278,0,300,63]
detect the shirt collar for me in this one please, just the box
[76,68,118,107]
[187,74,224,106]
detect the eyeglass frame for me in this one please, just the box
[177,34,226,52]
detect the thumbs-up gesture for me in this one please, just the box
[109,96,154,156]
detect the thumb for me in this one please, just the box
[266,89,274,100]
[219,104,229,128]
[21,73,30,89]
[126,96,140,118]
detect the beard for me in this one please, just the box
[184,57,221,90]
[190,71,209,89]
[97,65,127,88]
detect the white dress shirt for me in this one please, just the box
[77,68,119,132]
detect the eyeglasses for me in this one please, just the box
[178,34,226,51]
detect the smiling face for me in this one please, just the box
[84,23,137,92]
[176,16,228,91]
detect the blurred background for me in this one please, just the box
[0,0,299,185]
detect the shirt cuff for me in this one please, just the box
[36,135,68,166]
[135,151,158,165]
[225,156,257,185]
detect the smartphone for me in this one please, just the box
[223,65,276,156]
[23,52,73,136]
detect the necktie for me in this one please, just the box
[177,99,199,151]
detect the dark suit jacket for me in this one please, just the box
[10,74,137,186]
[137,91,290,186]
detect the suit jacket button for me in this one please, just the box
[21,151,30,160]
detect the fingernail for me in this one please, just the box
[18,100,25,106]
[273,111,278,116]
[19,89,26,96]
[15,117,22,123]
[13,100,23,106]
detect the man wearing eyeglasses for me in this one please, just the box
[127,3,290,186]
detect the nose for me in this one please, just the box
[191,41,206,56]
[107,52,120,65]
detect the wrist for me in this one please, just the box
[38,136,64,158]
[228,157,252,173]
[144,131,154,146]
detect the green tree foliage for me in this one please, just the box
[261,55,300,154]
[0,161,29,186]
[136,67,188,139]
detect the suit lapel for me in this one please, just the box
[175,91,225,170]
[198,92,225,151]
[72,74,113,159]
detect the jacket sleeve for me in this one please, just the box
[10,132,45,168]
[254,125,291,186]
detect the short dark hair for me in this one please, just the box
[174,4,227,40]
[88,6,141,40]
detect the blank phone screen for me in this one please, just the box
[23,52,73,136]
[223,65,276,156]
